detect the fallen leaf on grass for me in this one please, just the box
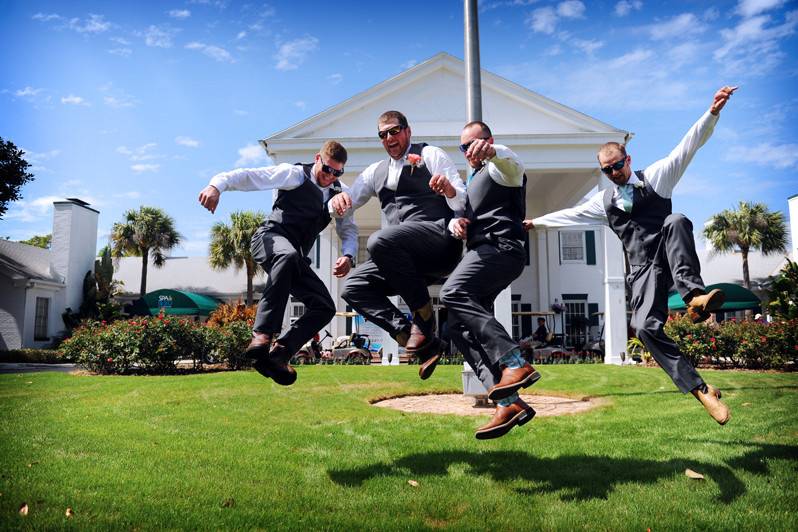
[741,402,751,407]
[19,503,28,516]
[65,507,74,518]
[408,480,419,487]
[685,469,704,480]
[221,498,235,508]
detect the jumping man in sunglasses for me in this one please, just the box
[525,86,737,425]
[198,140,358,386]
[329,110,465,379]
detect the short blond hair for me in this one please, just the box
[321,140,347,164]
[598,142,626,160]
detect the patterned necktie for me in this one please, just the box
[619,183,634,212]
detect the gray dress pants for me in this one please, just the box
[630,213,706,393]
[440,240,525,390]
[250,227,335,353]
[341,220,462,338]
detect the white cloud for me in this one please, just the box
[570,37,604,55]
[108,47,132,57]
[608,48,654,68]
[557,1,585,18]
[327,73,343,84]
[175,136,200,148]
[237,31,247,40]
[104,92,137,108]
[235,143,271,167]
[3,196,64,222]
[14,86,43,98]
[61,94,90,106]
[144,25,175,48]
[117,143,159,161]
[714,10,798,75]
[111,36,130,45]
[185,42,234,62]
[32,13,62,22]
[527,7,557,34]
[168,9,191,19]
[294,101,306,110]
[400,59,417,69]
[68,14,111,34]
[726,142,798,169]
[274,36,319,71]
[131,163,160,173]
[647,13,706,40]
[615,0,642,17]
[736,0,786,18]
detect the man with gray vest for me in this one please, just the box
[330,111,465,379]
[441,121,540,439]
[198,140,358,385]
[526,86,737,425]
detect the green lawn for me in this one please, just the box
[1,365,796,530]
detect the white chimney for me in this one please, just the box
[51,198,99,313]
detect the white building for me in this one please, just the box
[0,198,99,349]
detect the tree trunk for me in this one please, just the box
[140,250,149,297]
[741,247,750,290]
[246,259,254,306]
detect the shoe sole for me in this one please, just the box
[703,289,726,313]
[475,407,536,440]
[487,370,542,401]
[253,358,297,386]
[414,338,443,380]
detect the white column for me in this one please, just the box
[789,195,798,261]
[536,231,549,310]
[602,224,627,364]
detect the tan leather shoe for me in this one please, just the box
[691,384,730,425]
[488,363,541,401]
[253,343,297,386]
[687,289,725,324]
[244,332,272,359]
[475,398,536,440]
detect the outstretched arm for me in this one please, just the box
[645,85,737,198]
[526,190,607,229]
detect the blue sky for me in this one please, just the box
[2,0,797,256]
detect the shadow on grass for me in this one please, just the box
[592,384,798,398]
[329,443,797,503]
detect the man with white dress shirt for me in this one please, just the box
[329,111,465,380]
[440,121,540,439]
[526,87,737,425]
[198,140,358,386]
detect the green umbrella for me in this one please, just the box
[129,289,220,316]
[668,282,760,311]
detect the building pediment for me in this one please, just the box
[264,52,624,144]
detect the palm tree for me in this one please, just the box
[110,206,182,297]
[209,210,266,305]
[703,201,787,289]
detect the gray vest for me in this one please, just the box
[374,143,453,226]
[465,164,526,249]
[603,170,672,266]
[264,164,341,256]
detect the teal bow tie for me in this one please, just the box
[619,183,633,212]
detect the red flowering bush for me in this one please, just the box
[59,312,252,374]
[664,315,797,370]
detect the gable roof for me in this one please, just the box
[263,52,625,144]
[0,240,62,284]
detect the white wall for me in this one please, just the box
[789,195,798,260]
[22,286,61,347]
[0,277,25,350]
[52,201,99,317]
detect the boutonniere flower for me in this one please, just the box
[406,153,424,174]
[633,182,645,189]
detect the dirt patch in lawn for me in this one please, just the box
[372,392,605,417]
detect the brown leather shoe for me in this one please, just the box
[687,289,725,323]
[405,323,430,353]
[475,398,536,440]
[244,332,272,359]
[253,343,297,386]
[691,384,730,425]
[488,363,541,401]
[417,339,442,380]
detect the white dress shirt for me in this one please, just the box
[532,110,719,228]
[345,144,466,221]
[208,163,359,257]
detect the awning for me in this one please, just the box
[668,283,760,311]
[128,289,220,316]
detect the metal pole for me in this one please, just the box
[464,0,482,122]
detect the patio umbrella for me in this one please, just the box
[128,289,220,316]
[667,282,760,311]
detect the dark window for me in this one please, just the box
[34,297,49,341]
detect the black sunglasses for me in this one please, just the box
[600,157,626,175]
[378,124,406,140]
[459,137,490,153]
[320,160,344,178]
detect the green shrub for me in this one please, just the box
[0,348,68,363]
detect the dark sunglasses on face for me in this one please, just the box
[378,124,406,140]
[320,160,345,178]
[459,137,490,153]
[600,157,626,175]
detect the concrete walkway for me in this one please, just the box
[0,363,77,374]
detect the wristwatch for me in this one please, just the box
[344,254,355,267]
